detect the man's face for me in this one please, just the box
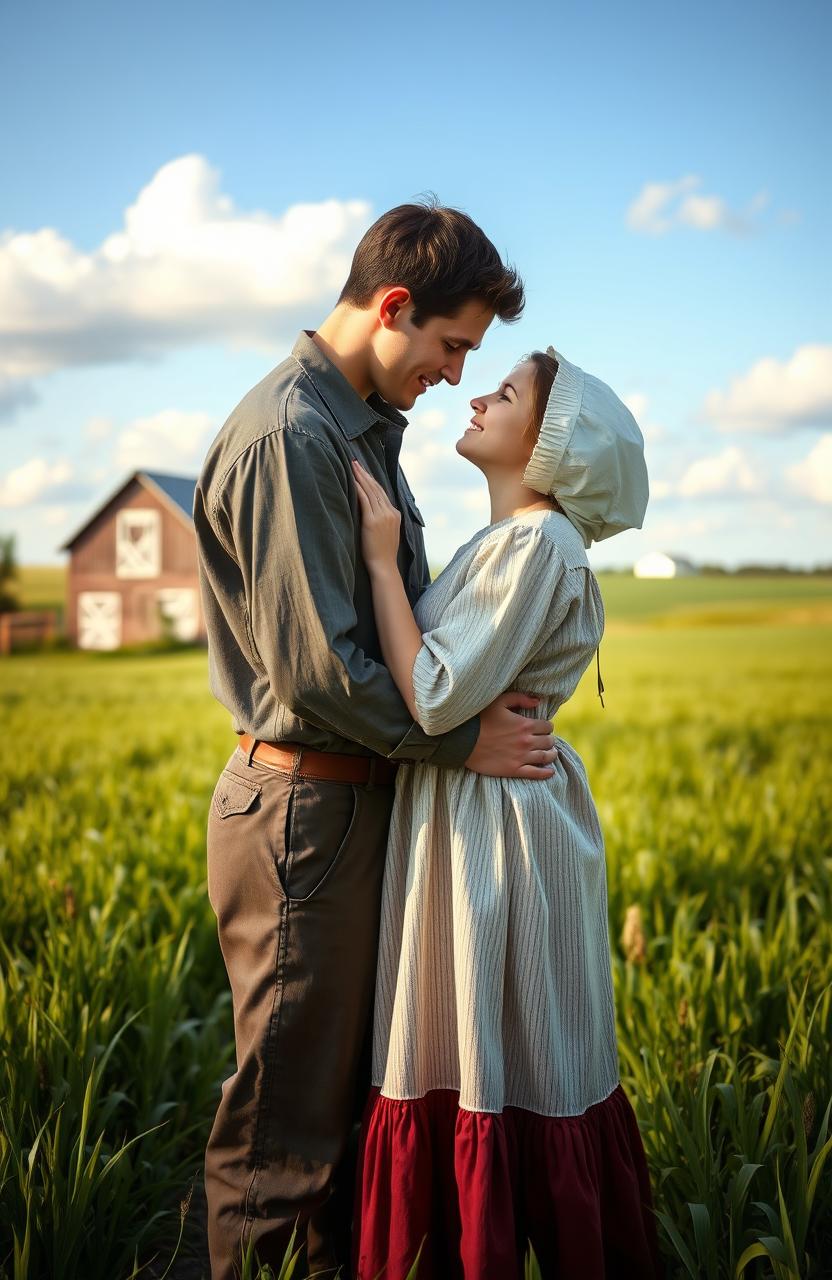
[369,297,495,411]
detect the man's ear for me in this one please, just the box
[378,287,412,330]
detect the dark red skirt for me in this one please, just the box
[354,1084,663,1280]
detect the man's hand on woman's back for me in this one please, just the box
[465,692,557,779]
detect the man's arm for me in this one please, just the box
[212,425,478,764]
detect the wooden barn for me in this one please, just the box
[62,470,205,650]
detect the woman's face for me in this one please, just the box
[456,359,538,473]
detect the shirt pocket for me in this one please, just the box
[397,475,428,596]
[398,473,425,527]
[405,494,425,527]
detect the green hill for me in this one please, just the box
[13,565,67,617]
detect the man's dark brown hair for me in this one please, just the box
[338,198,525,324]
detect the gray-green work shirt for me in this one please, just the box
[194,331,480,765]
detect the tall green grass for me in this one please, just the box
[1,612,831,1277]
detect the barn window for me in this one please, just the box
[116,509,161,578]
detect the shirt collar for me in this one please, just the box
[291,330,408,441]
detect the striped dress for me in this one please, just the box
[355,509,661,1280]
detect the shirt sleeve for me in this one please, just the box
[213,426,479,765]
[411,523,575,736]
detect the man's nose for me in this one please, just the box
[441,351,467,387]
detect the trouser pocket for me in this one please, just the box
[280,779,360,902]
[204,764,396,1278]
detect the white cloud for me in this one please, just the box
[113,409,214,471]
[623,392,665,443]
[787,434,832,504]
[676,446,761,498]
[627,175,770,236]
[399,436,463,488]
[0,458,73,508]
[0,407,216,525]
[461,489,489,513]
[84,416,114,443]
[0,154,371,399]
[409,409,447,432]
[645,512,730,541]
[703,345,832,434]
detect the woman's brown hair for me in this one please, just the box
[526,350,559,443]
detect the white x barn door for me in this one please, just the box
[77,592,122,650]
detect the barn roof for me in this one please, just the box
[141,471,197,520]
[61,470,197,550]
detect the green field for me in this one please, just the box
[10,562,832,633]
[596,572,832,626]
[10,566,66,617]
[1,579,831,1278]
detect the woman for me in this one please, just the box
[351,347,661,1280]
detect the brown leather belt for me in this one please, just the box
[237,733,399,786]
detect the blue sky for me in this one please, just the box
[1,0,830,568]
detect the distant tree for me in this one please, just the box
[0,534,19,612]
[698,563,729,576]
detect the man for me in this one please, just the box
[194,200,559,1278]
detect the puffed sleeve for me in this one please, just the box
[411,523,575,735]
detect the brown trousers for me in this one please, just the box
[204,747,395,1279]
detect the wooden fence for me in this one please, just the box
[0,611,58,655]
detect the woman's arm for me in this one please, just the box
[353,461,570,756]
[352,460,423,720]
